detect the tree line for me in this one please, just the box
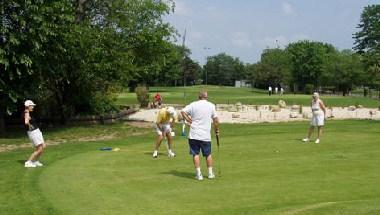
[1,2,379,131]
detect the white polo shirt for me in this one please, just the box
[182,100,218,142]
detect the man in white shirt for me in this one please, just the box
[181,91,220,181]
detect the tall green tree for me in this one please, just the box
[247,48,291,89]
[286,40,337,92]
[203,53,245,86]
[354,4,380,97]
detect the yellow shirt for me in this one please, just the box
[156,108,171,124]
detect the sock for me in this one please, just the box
[168,149,172,154]
[196,167,201,176]
[208,167,213,175]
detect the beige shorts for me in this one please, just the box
[27,129,45,147]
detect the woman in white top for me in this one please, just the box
[302,92,326,144]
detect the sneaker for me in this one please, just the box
[302,138,310,142]
[208,173,216,179]
[33,161,43,167]
[195,174,204,181]
[152,151,158,158]
[25,161,37,168]
[315,139,320,144]
[168,151,176,158]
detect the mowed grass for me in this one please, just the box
[1,120,380,215]
[117,85,380,108]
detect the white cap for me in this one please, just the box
[167,106,177,117]
[24,100,36,107]
[313,92,319,98]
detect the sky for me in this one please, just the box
[165,0,380,65]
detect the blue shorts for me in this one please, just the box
[189,139,211,157]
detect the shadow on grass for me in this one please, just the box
[17,159,27,164]
[161,170,194,180]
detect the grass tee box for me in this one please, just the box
[0,120,380,214]
[117,86,380,108]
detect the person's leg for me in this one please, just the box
[166,133,175,157]
[155,134,164,150]
[307,126,314,139]
[34,144,44,160]
[189,140,202,180]
[193,154,201,168]
[153,134,164,158]
[303,126,314,142]
[206,154,213,168]
[317,126,323,140]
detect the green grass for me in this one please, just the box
[117,85,380,108]
[1,120,380,214]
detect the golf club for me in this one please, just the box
[216,133,221,177]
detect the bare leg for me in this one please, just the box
[166,133,173,150]
[28,144,44,161]
[317,126,323,139]
[193,155,201,168]
[307,126,314,139]
[206,155,213,168]
[155,134,164,151]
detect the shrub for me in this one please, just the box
[136,86,150,108]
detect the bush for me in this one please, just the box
[304,84,314,95]
[136,86,150,108]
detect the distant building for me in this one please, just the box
[235,80,251,88]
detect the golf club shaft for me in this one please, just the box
[216,135,221,176]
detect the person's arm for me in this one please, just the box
[24,111,33,130]
[319,100,327,116]
[213,117,220,137]
[24,111,30,126]
[181,111,192,124]
[211,105,220,136]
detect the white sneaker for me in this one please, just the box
[315,139,320,144]
[152,151,158,158]
[208,173,216,179]
[33,161,43,167]
[168,151,176,158]
[195,174,204,181]
[302,138,310,142]
[25,161,37,168]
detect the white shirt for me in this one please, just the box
[182,100,218,141]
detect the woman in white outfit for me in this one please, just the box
[24,100,46,168]
[302,92,326,144]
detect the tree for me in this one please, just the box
[327,50,365,96]
[247,48,291,89]
[354,4,380,97]
[203,53,245,86]
[286,40,337,92]
[1,0,177,130]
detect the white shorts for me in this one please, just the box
[310,113,324,127]
[155,123,172,136]
[27,129,45,147]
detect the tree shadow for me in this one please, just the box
[161,170,194,180]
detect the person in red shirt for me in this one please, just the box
[154,93,162,108]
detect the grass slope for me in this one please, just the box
[117,86,380,108]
